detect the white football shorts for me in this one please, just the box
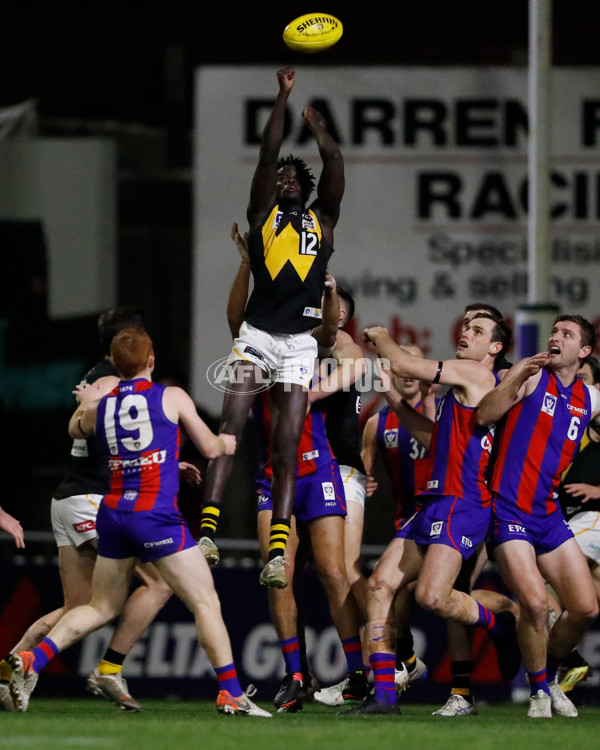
[569,510,600,564]
[51,494,102,547]
[228,321,317,387]
[339,465,367,509]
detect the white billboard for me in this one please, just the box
[192,65,600,414]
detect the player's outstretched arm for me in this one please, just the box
[476,352,548,426]
[303,105,344,230]
[166,387,236,459]
[247,67,295,228]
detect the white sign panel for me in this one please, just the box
[192,65,600,413]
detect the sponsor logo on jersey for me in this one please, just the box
[303,306,322,319]
[542,392,557,416]
[109,450,167,473]
[243,345,265,361]
[384,429,399,447]
[302,450,319,461]
[430,521,443,537]
[124,490,138,501]
[322,482,335,500]
[567,403,587,416]
[427,480,439,490]
[302,213,317,231]
[143,538,174,548]
[72,520,96,533]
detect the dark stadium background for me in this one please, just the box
[1,0,599,543]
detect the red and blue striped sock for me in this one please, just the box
[30,638,60,673]
[342,636,364,673]
[370,651,396,705]
[475,602,497,631]
[528,667,550,696]
[279,636,302,675]
[215,663,243,698]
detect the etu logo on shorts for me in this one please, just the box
[542,392,557,416]
[430,521,443,537]
[322,482,335,500]
[508,523,526,534]
[461,536,473,548]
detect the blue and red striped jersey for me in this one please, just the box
[96,379,180,512]
[253,390,336,479]
[490,368,594,516]
[375,404,427,525]
[417,380,497,506]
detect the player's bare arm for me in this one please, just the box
[476,352,549,426]
[309,329,367,405]
[68,378,117,438]
[247,67,295,228]
[226,222,251,339]
[378,366,434,450]
[0,506,25,549]
[312,270,340,353]
[363,326,496,408]
[165,387,236,459]
[303,105,344,235]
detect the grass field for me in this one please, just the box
[2,699,599,750]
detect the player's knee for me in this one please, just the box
[521,595,549,627]
[569,599,599,625]
[414,581,447,616]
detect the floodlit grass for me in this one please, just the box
[2,699,600,750]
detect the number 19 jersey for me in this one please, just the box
[96,379,181,512]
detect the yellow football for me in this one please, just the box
[282,13,343,54]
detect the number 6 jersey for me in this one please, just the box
[96,379,181,512]
[490,367,598,516]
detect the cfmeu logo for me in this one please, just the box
[206,357,275,395]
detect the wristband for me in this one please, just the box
[432,361,443,385]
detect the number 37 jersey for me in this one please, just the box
[490,368,597,516]
[96,379,180,512]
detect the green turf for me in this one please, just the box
[2,699,600,750]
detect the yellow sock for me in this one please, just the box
[200,505,221,538]
[268,519,290,559]
[97,659,122,676]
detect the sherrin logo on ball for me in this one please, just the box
[283,13,343,53]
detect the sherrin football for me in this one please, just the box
[283,13,343,53]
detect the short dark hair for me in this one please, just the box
[470,313,512,360]
[464,302,503,321]
[97,306,146,355]
[277,155,316,203]
[584,355,600,384]
[553,314,597,363]
[336,285,355,323]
